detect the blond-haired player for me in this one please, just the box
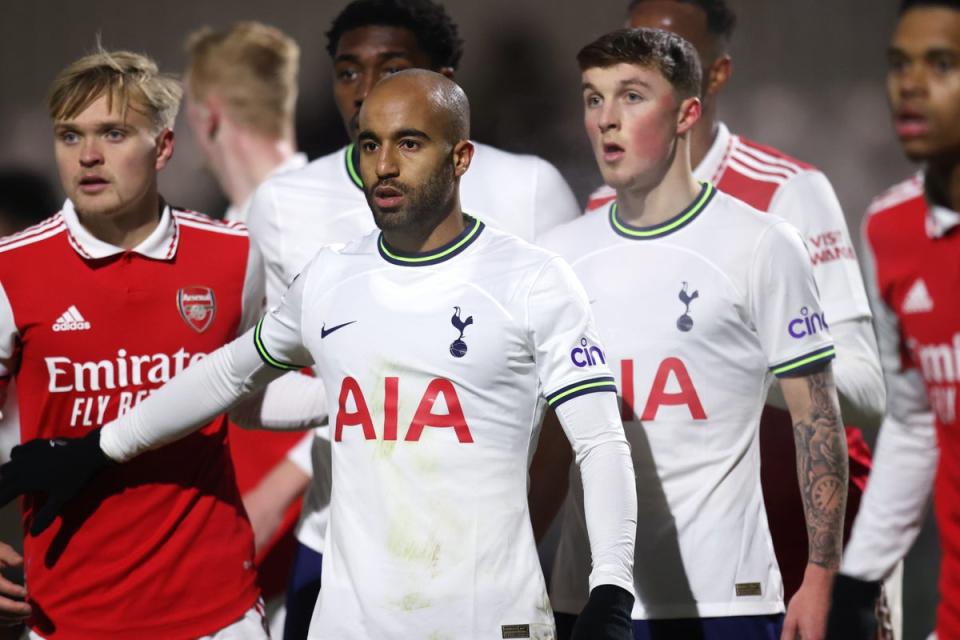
[184,22,316,616]
[0,47,322,639]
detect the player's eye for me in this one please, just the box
[59,131,80,144]
[381,61,411,77]
[584,94,602,108]
[336,68,359,82]
[932,56,957,74]
[105,129,126,141]
[399,139,420,151]
[360,141,378,153]
[887,55,908,74]
[625,91,643,103]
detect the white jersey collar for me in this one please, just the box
[919,172,960,238]
[692,122,733,183]
[927,202,960,238]
[61,198,180,260]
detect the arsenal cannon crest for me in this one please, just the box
[177,286,217,333]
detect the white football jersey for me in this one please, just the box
[541,184,835,619]
[246,142,580,552]
[255,220,617,638]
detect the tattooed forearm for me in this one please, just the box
[790,370,849,570]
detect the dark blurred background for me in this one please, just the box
[0,1,939,638]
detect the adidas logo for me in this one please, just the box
[52,305,91,332]
[902,278,934,314]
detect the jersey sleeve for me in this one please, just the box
[749,221,835,377]
[0,282,19,407]
[532,158,581,240]
[253,260,314,372]
[842,218,937,580]
[246,180,291,310]
[526,257,618,408]
[238,237,266,335]
[768,171,872,324]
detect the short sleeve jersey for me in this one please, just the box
[0,202,260,638]
[254,220,616,638]
[247,141,581,552]
[542,184,835,619]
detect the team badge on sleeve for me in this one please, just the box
[177,286,216,333]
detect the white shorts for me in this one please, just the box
[29,601,268,640]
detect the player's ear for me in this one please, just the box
[676,96,701,136]
[704,55,732,98]
[155,128,175,170]
[437,66,455,80]
[452,140,474,178]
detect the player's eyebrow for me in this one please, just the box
[335,51,412,64]
[53,120,129,133]
[619,77,654,90]
[357,129,380,143]
[393,128,430,141]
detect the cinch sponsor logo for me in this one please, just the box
[570,337,606,368]
[44,348,207,393]
[788,307,828,339]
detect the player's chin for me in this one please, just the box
[371,207,409,231]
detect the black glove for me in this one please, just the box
[825,573,881,640]
[571,584,634,640]
[0,429,113,536]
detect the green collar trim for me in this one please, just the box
[378,215,484,267]
[345,143,363,190]
[610,182,715,240]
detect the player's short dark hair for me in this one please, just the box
[326,0,464,70]
[578,28,702,99]
[899,0,960,13]
[628,0,737,44]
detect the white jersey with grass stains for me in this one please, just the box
[254,219,626,639]
[541,184,835,619]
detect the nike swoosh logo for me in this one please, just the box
[321,320,357,338]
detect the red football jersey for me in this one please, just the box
[587,124,875,600]
[0,202,260,638]
[865,176,960,637]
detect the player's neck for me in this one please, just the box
[383,202,467,254]
[925,160,960,212]
[690,107,719,170]
[77,189,163,250]
[616,145,701,227]
[221,130,298,208]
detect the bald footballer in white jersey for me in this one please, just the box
[0,71,638,640]
[244,7,580,610]
[533,29,849,640]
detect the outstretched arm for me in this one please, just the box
[779,364,848,640]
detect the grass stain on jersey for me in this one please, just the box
[394,591,432,611]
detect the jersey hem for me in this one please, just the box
[29,586,259,640]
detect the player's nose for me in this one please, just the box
[376,146,399,178]
[79,141,104,167]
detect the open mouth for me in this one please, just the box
[78,176,110,193]
[894,110,930,138]
[602,142,625,162]
[373,184,405,209]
